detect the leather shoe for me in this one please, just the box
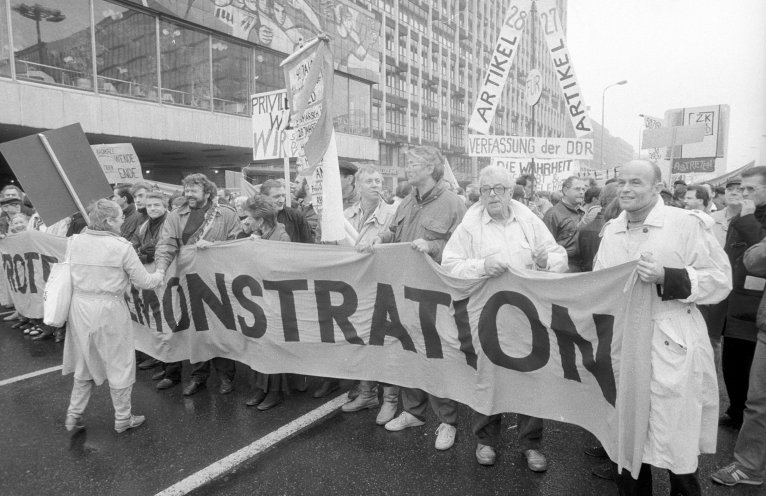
[156,378,178,390]
[591,461,617,481]
[476,444,496,466]
[219,378,234,395]
[138,358,160,370]
[246,390,266,407]
[151,370,166,381]
[313,380,340,398]
[183,381,206,396]
[584,445,609,458]
[257,391,283,411]
[523,449,548,472]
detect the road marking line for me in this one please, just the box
[0,365,63,386]
[155,393,348,496]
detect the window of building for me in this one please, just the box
[159,21,210,109]
[212,37,251,115]
[11,0,94,89]
[333,73,350,133]
[253,48,284,94]
[0,0,9,77]
[348,77,371,136]
[93,0,157,100]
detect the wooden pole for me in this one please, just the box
[37,134,90,224]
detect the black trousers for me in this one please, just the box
[164,358,236,383]
[722,336,757,421]
[616,464,700,496]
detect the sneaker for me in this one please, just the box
[65,415,85,433]
[523,449,548,472]
[475,443,496,465]
[341,394,379,413]
[434,423,457,450]
[384,411,425,432]
[711,462,764,486]
[114,415,146,433]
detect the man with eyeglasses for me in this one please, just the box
[543,176,587,272]
[362,145,466,451]
[442,165,566,472]
[722,167,766,430]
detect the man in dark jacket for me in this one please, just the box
[722,166,766,428]
[260,179,314,244]
[543,176,586,272]
[113,184,141,240]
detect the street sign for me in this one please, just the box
[91,143,143,184]
[468,135,594,160]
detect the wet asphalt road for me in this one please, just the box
[1,316,764,496]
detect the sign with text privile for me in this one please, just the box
[469,135,594,160]
[469,0,531,134]
[251,89,295,160]
[91,144,144,184]
[7,230,653,475]
[536,0,592,137]
[0,124,113,226]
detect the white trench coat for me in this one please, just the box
[62,229,163,389]
[594,199,732,474]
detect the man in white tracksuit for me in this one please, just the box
[594,160,732,495]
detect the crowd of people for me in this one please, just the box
[1,147,765,495]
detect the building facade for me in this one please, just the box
[586,121,635,171]
[0,0,572,190]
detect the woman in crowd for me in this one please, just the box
[62,199,164,434]
[243,195,292,411]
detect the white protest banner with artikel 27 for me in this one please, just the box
[468,135,594,160]
[536,0,592,137]
[3,230,655,475]
[91,144,144,184]
[468,0,531,134]
[251,89,294,160]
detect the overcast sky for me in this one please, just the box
[566,0,766,169]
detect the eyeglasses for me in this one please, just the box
[479,185,509,196]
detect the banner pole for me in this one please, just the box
[284,157,291,208]
[37,134,91,224]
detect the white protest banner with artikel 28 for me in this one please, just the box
[536,0,592,137]
[468,135,594,160]
[469,0,531,134]
[2,231,654,475]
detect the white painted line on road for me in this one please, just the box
[0,365,63,386]
[155,393,348,496]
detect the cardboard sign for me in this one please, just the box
[469,0,532,134]
[91,143,143,184]
[251,89,294,160]
[671,157,716,174]
[0,123,112,226]
[468,135,594,160]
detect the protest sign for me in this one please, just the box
[91,143,144,184]
[469,135,593,160]
[641,115,664,161]
[469,0,532,134]
[251,89,294,160]
[3,230,654,475]
[0,124,113,226]
[536,0,592,137]
[491,157,579,192]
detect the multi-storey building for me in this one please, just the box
[586,121,635,171]
[0,0,572,190]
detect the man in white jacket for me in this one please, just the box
[442,165,567,472]
[594,160,732,494]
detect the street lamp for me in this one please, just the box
[637,113,646,159]
[600,80,628,167]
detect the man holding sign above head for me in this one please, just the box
[594,160,731,495]
[361,146,466,451]
[442,165,567,471]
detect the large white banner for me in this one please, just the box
[468,0,532,134]
[536,0,592,138]
[469,135,594,160]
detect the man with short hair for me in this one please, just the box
[363,145,466,451]
[673,179,688,203]
[722,167,766,429]
[683,185,711,213]
[130,181,154,222]
[516,174,552,218]
[442,165,567,471]
[341,164,399,423]
[260,179,314,244]
[154,173,242,395]
[113,184,140,240]
[595,160,731,494]
[0,197,21,235]
[543,176,586,272]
